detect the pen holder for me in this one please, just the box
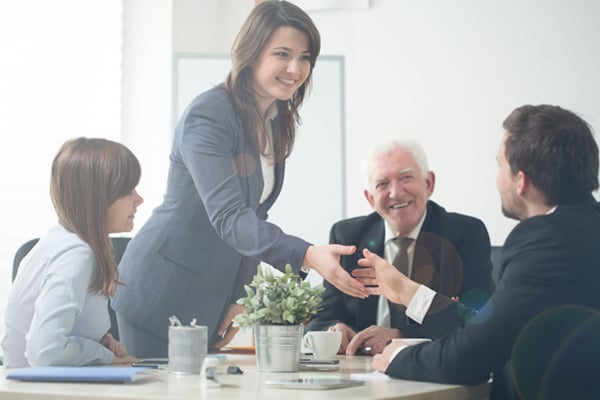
[168,325,207,375]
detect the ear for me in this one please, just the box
[515,171,528,195]
[425,171,436,197]
[364,189,375,209]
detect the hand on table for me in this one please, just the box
[327,323,356,354]
[371,339,407,372]
[346,325,401,356]
[100,332,128,358]
[101,332,138,364]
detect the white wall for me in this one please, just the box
[307,0,600,245]
[160,0,600,246]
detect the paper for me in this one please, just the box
[349,371,390,381]
[6,366,156,383]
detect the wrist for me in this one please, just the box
[398,278,420,306]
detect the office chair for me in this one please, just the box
[11,236,131,341]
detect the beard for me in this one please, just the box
[501,203,522,221]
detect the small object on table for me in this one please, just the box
[227,365,244,375]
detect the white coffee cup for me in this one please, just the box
[303,331,342,360]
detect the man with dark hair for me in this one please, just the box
[356,105,600,400]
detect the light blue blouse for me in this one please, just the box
[1,225,114,368]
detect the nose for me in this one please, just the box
[286,58,301,75]
[133,189,144,206]
[389,180,404,198]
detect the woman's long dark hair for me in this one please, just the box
[224,1,321,163]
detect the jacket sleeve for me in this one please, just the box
[386,218,570,385]
[305,223,356,332]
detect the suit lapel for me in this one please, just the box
[356,215,385,329]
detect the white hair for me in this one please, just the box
[360,137,430,189]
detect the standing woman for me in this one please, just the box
[1,138,143,367]
[112,1,366,358]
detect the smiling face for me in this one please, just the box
[252,26,312,114]
[107,189,144,234]
[364,146,435,236]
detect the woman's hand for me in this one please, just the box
[303,245,368,298]
[101,332,138,364]
[212,303,245,350]
[100,333,128,358]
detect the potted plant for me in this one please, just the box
[233,264,325,372]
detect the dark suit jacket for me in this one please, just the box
[306,200,495,339]
[386,194,600,400]
[112,86,310,348]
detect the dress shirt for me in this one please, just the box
[1,225,113,368]
[259,104,278,204]
[376,211,426,327]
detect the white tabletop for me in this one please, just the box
[0,354,490,400]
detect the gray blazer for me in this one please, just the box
[112,86,310,346]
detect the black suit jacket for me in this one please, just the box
[306,200,495,339]
[386,194,600,400]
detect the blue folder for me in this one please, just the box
[6,366,155,383]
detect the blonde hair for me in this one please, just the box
[50,137,141,296]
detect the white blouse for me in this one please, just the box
[1,225,114,368]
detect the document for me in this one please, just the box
[6,366,156,383]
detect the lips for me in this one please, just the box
[390,202,410,209]
[277,76,296,86]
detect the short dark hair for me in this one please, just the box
[503,104,599,205]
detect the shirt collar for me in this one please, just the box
[384,208,427,242]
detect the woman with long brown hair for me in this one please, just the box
[112,1,366,358]
[1,137,143,367]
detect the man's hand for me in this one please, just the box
[327,323,356,353]
[354,248,419,305]
[212,303,245,350]
[303,245,368,298]
[346,325,402,355]
[372,340,407,372]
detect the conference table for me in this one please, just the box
[0,353,490,400]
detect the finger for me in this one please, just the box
[336,275,368,298]
[346,332,367,355]
[333,244,356,255]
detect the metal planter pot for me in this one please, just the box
[254,324,303,372]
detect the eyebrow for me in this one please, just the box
[271,46,311,54]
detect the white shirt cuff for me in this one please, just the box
[405,284,436,324]
[389,344,410,363]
